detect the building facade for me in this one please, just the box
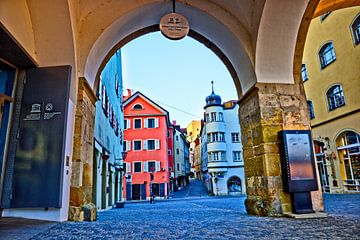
[201,85,245,196]
[186,120,202,178]
[173,125,190,189]
[93,50,124,210]
[123,92,171,200]
[302,7,360,193]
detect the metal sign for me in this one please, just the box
[160,13,189,40]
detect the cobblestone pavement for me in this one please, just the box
[25,194,360,240]
[171,179,209,199]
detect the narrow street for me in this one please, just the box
[171,179,209,199]
[1,193,359,239]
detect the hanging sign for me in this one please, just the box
[160,13,189,40]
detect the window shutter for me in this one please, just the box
[127,119,130,129]
[144,161,148,172]
[126,162,131,173]
[127,141,131,151]
[143,140,148,150]
[155,118,159,128]
[155,161,160,172]
[155,140,160,150]
[144,118,148,128]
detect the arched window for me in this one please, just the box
[336,131,360,189]
[132,104,143,110]
[327,85,345,111]
[319,42,336,69]
[307,100,315,119]
[351,14,360,45]
[227,176,242,193]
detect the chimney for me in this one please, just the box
[172,120,177,125]
[122,89,132,102]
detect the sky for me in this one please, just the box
[121,32,237,128]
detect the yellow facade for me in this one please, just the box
[303,7,360,193]
[186,121,202,143]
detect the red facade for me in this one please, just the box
[122,92,172,200]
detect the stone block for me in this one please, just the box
[68,206,84,222]
[82,203,97,221]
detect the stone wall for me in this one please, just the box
[239,82,324,216]
[69,78,97,221]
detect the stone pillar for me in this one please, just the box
[69,77,97,221]
[239,82,324,216]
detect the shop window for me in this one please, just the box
[327,85,345,111]
[319,42,336,69]
[228,176,242,192]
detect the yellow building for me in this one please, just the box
[303,7,360,193]
[186,120,202,178]
[186,120,202,143]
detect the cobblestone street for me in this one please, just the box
[0,193,348,239]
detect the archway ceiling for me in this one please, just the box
[77,0,265,95]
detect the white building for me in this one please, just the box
[174,127,188,189]
[201,83,245,195]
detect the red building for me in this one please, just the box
[122,92,172,200]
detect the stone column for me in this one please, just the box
[69,77,97,221]
[239,82,323,216]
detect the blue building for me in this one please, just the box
[93,50,124,210]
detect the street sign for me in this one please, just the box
[160,13,189,40]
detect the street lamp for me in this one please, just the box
[114,151,128,208]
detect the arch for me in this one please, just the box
[314,0,360,18]
[334,128,360,144]
[350,12,360,45]
[227,176,242,193]
[82,1,257,98]
[318,41,336,69]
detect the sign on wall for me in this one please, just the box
[10,66,71,208]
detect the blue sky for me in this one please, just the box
[121,32,237,128]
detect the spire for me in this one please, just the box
[211,81,214,94]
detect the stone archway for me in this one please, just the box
[5,0,360,221]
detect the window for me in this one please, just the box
[177,163,180,171]
[148,161,156,172]
[176,148,179,154]
[124,119,130,129]
[208,151,226,162]
[102,84,106,111]
[176,136,179,141]
[134,119,142,129]
[207,133,211,143]
[233,151,242,162]
[211,112,217,122]
[133,140,142,151]
[147,140,156,150]
[134,162,142,173]
[219,112,224,122]
[231,133,240,143]
[327,85,345,111]
[319,42,336,69]
[307,100,315,119]
[115,74,120,97]
[205,113,210,122]
[351,14,360,45]
[320,12,331,22]
[147,118,155,128]
[301,64,308,81]
[168,150,172,155]
[133,104,143,110]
